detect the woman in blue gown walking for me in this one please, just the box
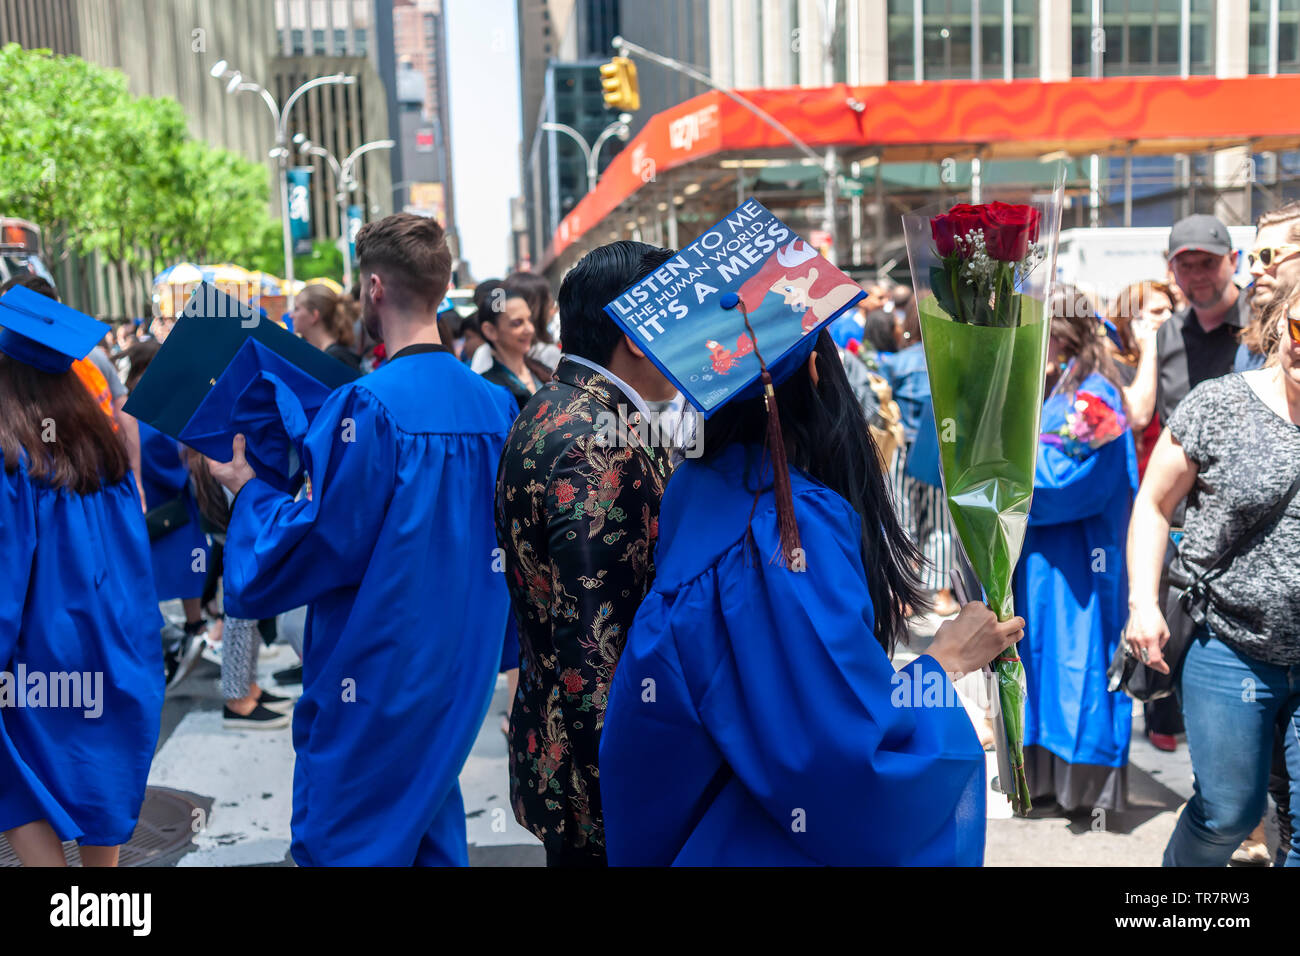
[600,327,1025,866]
[1014,292,1139,813]
[0,288,163,866]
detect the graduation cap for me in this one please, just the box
[124,283,361,491]
[178,338,338,494]
[603,199,865,564]
[0,285,109,374]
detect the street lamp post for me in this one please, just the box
[540,114,632,194]
[297,137,395,289]
[208,59,355,308]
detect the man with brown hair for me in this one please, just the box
[211,213,519,866]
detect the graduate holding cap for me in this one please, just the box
[0,286,164,867]
[598,201,1025,865]
[206,214,518,866]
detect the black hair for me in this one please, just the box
[469,278,504,334]
[862,308,898,354]
[558,241,676,366]
[503,271,555,344]
[700,330,925,653]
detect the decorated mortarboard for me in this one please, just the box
[124,283,359,441]
[604,198,864,416]
[178,337,338,495]
[603,199,865,565]
[0,285,109,374]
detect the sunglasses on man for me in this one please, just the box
[1248,243,1300,269]
[1289,312,1300,346]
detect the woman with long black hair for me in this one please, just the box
[0,289,163,866]
[599,329,1023,865]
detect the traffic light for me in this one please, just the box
[599,56,639,112]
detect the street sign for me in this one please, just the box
[287,166,313,253]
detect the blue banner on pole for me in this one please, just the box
[287,167,313,255]
[347,204,363,263]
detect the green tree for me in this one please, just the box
[0,43,273,314]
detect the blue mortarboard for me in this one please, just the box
[0,285,110,373]
[603,200,865,564]
[180,338,336,494]
[124,283,359,442]
[603,199,864,417]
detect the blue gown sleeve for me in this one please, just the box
[223,385,398,619]
[1030,384,1137,527]
[0,462,35,667]
[695,494,984,864]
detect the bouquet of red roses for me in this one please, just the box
[929,202,1043,328]
[902,183,1063,816]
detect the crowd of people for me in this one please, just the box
[1,199,1297,868]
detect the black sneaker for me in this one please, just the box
[258,689,295,713]
[272,663,303,685]
[162,623,206,691]
[223,703,291,730]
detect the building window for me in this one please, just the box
[355,27,367,56]
[334,28,348,55]
[1188,0,1215,74]
[291,28,306,56]
[1251,0,1300,73]
[888,0,916,80]
[1250,0,1269,71]
[1075,0,1217,77]
[312,28,326,54]
[1012,0,1038,76]
[979,0,1004,79]
[923,0,974,80]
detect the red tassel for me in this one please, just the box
[736,302,802,568]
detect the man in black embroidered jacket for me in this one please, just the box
[494,242,680,867]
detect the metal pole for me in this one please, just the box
[587,115,630,193]
[820,0,840,265]
[276,75,355,309]
[540,121,593,192]
[339,188,352,290]
[336,140,395,287]
[1123,147,1133,227]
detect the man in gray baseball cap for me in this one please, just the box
[1152,213,1249,426]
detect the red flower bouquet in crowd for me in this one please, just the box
[1042,390,1127,459]
[928,201,1043,326]
[901,177,1064,816]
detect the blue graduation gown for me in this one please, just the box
[600,444,986,866]
[0,457,163,845]
[1014,373,1138,770]
[222,349,517,866]
[138,421,208,600]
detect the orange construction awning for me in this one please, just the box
[545,73,1300,267]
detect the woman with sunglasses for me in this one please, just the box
[1126,286,1300,867]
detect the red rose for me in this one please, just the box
[1076,392,1110,429]
[979,202,1041,262]
[930,203,984,257]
